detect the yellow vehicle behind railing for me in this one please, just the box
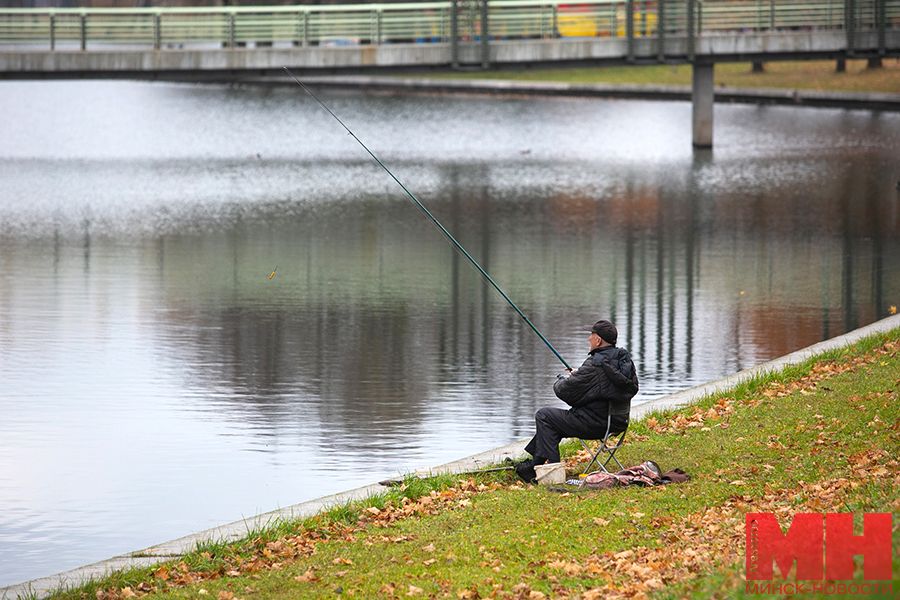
[554,3,659,37]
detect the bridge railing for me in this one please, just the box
[699,0,845,31]
[0,0,897,50]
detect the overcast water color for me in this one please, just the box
[0,80,899,588]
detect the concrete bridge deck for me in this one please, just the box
[1,30,897,81]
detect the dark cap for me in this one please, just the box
[582,319,617,344]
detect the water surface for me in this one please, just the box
[1,80,899,587]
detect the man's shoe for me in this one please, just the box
[515,463,537,484]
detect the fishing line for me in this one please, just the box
[283,66,571,371]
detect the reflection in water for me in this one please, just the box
[0,81,899,587]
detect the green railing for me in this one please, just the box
[0,0,897,50]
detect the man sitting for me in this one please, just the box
[516,319,638,483]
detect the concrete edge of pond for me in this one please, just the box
[0,442,529,600]
[240,75,900,112]
[631,312,900,421]
[4,312,899,600]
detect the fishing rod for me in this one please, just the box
[283,67,571,371]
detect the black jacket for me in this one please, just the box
[553,345,638,423]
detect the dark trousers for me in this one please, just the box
[524,406,626,464]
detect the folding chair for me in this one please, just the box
[580,414,628,475]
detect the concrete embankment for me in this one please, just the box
[252,75,900,112]
[4,312,900,600]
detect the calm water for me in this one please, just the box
[1,80,899,587]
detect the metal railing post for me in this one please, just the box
[877,0,885,55]
[657,0,665,61]
[698,0,703,35]
[80,12,86,51]
[374,9,382,45]
[770,0,775,30]
[481,0,489,68]
[49,13,55,51]
[451,0,459,69]
[228,12,236,48]
[845,0,855,56]
[302,11,309,47]
[153,13,161,50]
[626,0,634,61]
[687,0,695,61]
[640,0,647,37]
[552,4,558,38]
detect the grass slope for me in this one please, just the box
[43,328,900,600]
[427,59,900,95]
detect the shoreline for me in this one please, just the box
[4,311,900,600]
[241,75,900,112]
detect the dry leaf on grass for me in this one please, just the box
[293,570,319,583]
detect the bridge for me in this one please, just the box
[2,0,898,146]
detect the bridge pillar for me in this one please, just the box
[692,62,714,148]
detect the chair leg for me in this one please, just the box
[582,430,627,475]
[581,415,628,475]
[581,437,615,475]
[580,439,601,474]
[602,448,625,472]
[601,430,627,472]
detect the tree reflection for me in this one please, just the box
[141,154,899,445]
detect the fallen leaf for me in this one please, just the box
[583,588,605,600]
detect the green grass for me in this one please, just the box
[425,59,900,94]
[42,328,900,600]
